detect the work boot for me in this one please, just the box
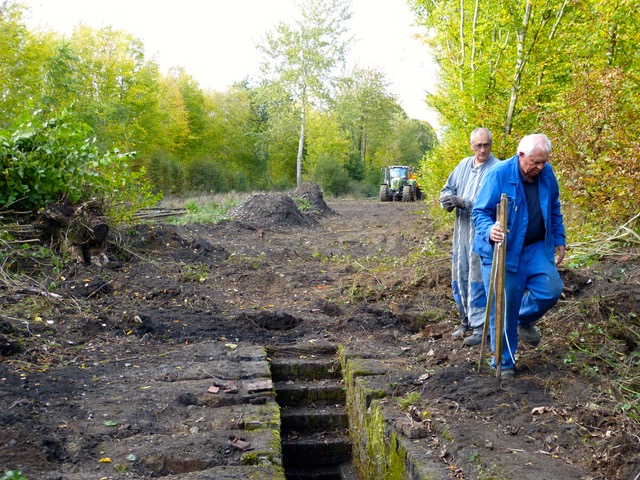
[463,329,483,346]
[451,326,468,340]
[500,368,516,379]
[519,324,541,347]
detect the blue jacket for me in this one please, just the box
[472,154,566,272]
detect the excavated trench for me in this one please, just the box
[268,344,359,480]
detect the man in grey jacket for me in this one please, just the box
[440,128,500,346]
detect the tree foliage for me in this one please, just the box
[410,0,640,223]
[257,0,353,186]
[0,0,436,212]
[540,67,640,222]
[0,110,158,219]
[0,3,51,125]
[335,67,398,166]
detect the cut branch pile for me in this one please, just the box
[568,212,640,261]
[2,206,186,248]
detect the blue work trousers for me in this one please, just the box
[452,240,487,330]
[481,240,563,369]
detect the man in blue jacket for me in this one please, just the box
[472,133,566,378]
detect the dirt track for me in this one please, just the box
[1,194,639,479]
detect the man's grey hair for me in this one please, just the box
[518,133,552,156]
[470,128,492,143]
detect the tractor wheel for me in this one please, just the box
[380,185,390,201]
[416,187,422,200]
[402,185,412,202]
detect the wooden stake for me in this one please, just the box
[478,237,498,374]
[494,194,509,380]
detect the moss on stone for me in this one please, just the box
[388,432,408,480]
[244,466,286,480]
[240,429,282,467]
[243,402,280,431]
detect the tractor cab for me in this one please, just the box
[380,165,421,202]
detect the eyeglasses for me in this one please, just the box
[473,143,491,150]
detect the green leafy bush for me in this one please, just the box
[292,197,311,212]
[148,150,186,195]
[0,110,159,221]
[310,153,349,196]
[186,157,227,193]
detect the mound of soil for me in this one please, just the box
[229,182,335,230]
[289,182,336,215]
[230,193,316,229]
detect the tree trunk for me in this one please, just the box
[505,0,532,136]
[469,0,481,103]
[458,0,466,91]
[505,0,556,135]
[297,100,306,187]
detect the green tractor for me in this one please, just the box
[380,165,421,202]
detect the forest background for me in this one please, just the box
[1,0,640,229]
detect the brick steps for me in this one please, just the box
[268,344,356,480]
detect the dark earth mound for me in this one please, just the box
[289,182,336,215]
[230,193,316,229]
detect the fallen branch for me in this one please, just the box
[4,239,40,245]
[130,208,187,220]
[570,212,640,251]
[12,287,63,299]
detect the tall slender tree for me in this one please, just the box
[410,0,568,146]
[335,67,398,167]
[257,0,352,186]
[411,0,640,222]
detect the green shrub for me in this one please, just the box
[148,150,185,195]
[0,110,159,221]
[292,197,311,212]
[186,157,227,193]
[310,153,349,196]
[344,150,364,181]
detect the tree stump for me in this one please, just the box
[35,200,110,265]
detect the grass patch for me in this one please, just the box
[164,192,246,225]
[397,391,422,410]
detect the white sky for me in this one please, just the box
[21,0,440,129]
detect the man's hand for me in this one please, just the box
[555,245,566,265]
[489,222,509,243]
[441,195,465,211]
[440,195,455,212]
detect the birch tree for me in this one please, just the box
[257,0,352,187]
[410,0,568,144]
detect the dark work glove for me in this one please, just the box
[440,195,455,212]
[441,195,465,211]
